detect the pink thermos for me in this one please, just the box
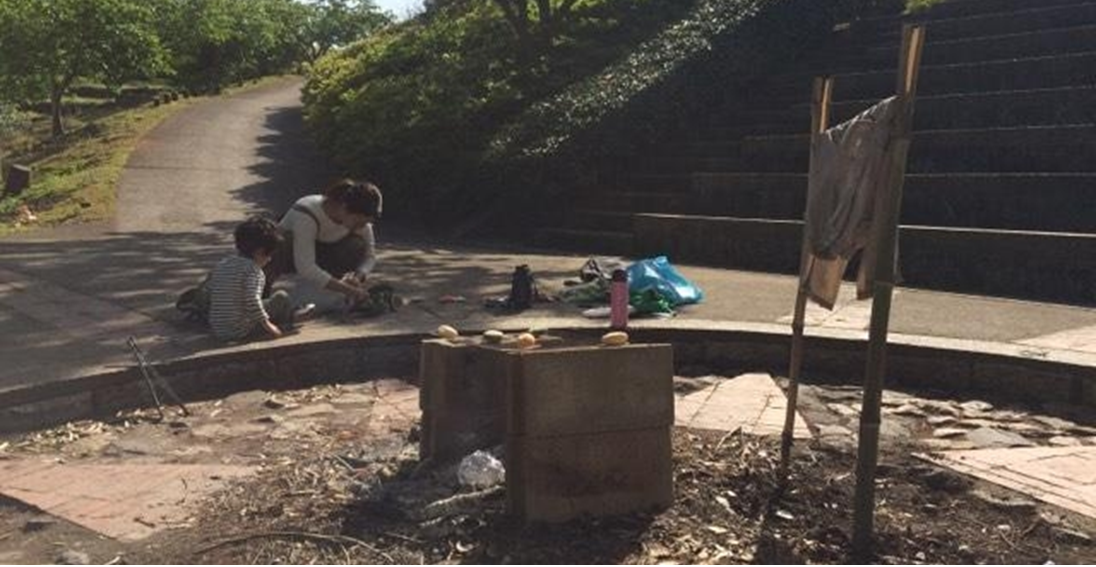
[610,269,628,330]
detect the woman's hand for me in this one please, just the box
[337,274,369,303]
[327,274,367,303]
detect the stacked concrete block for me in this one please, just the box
[418,339,508,462]
[419,339,675,522]
[503,343,674,522]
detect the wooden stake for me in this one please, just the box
[780,76,832,470]
[851,24,925,560]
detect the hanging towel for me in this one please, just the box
[803,96,902,309]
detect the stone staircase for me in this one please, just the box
[536,0,1096,305]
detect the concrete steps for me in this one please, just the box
[569,210,635,232]
[730,124,1096,173]
[534,228,634,257]
[851,1,1096,42]
[642,124,1096,174]
[865,23,1096,67]
[535,0,1096,304]
[708,85,1096,136]
[765,51,1096,103]
[633,214,1096,304]
[571,173,1096,233]
[687,173,1096,232]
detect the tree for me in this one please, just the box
[0,0,166,137]
[157,0,321,90]
[490,0,578,52]
[301,0,392,62]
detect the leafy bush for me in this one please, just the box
[0,103,31,138]
[304,0,874,228]
[303,0,697,220]
[905,0,943,14]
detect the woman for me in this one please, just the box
[265,179,382,306]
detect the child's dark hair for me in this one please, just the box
[324,178,383,218]
[234,216,283,257]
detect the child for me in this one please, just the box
[207,216,298,341]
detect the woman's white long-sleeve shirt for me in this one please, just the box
[278,195,376,287]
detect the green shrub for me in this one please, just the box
[0,103,31,138]
[304,0,875,228]
[905,0,943,13]
[303,0,697,219]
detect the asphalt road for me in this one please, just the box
[0,78,339,389]
[0,77,332,318]
[115,76,331,234]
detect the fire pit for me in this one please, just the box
[419,334,674,522]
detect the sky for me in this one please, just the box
[375,0,424,19]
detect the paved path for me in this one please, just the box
[3,76,1096,395]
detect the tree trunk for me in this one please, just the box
[534,0,554,46]
[50,85,65,138]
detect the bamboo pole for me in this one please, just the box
[780,76,833,470]
[851,24,925,560]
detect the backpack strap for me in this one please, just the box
[289,203,322,231]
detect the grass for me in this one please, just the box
[0,101,193,235]
[905,0,944,14]
[0,75,292,235]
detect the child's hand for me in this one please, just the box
[263,319,283,338]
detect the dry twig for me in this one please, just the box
[197,530,395,563]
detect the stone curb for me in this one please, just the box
[1,321,1093,433]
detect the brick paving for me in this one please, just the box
[918,447,1096,520]
[367,378,421,434]
[0,460,254,541]
[675,373,811,438]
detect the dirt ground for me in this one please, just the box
[1,377,1094,565]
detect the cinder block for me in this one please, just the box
[419,340,508,461]
[506,426,673,522]
[506,344,674,437]
[420,411,505,462]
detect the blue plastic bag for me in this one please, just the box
[626,256,704,306]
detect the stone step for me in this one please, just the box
[568,210,635,232]
[705,85,1096,137]
[765,51,1096,103]
[633,214,1096,304]
[851,1,1096,43]
[682,172,1096,232]
[596,172,691,193]
[863,23,1096,68]
[534,228,635,257]
[676,124,1096,174]
[577,191,691,213]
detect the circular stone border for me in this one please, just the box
[2,323,1093,433]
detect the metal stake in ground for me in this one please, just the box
[851,24,925,560]
[126,336,190,418]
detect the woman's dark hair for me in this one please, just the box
[234,216,283,257]
[324,179,383,218]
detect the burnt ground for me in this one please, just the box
[1,377,1094,564]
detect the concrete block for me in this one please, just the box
[506,426,673,522]
[419,340,508,460]
[420,410,505,462]
[4,164,30,196]
[506,344,674,437]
